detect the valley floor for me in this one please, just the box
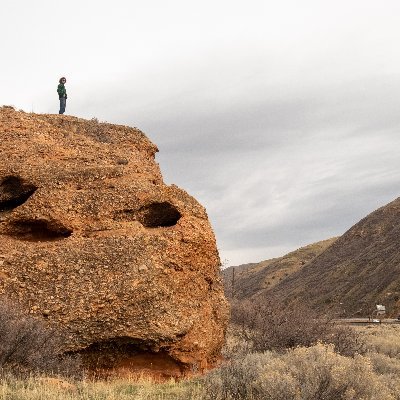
[2,324,400,400]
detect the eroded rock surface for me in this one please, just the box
[0,106,229,375]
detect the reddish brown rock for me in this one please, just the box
[0,106,229,375]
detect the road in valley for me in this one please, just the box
[335,318,400,326]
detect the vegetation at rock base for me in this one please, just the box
[0,375,203,400]
[0,300,81,378]
[2,298,400,399]
[1,327,400,399]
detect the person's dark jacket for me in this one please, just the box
[57,84,67,99]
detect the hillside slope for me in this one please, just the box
[223,238,337,299]
[267,197,400,317]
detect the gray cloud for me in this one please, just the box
[129,78,400,265]
[2,0,400,266]
[51,74,400,265]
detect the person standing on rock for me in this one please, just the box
[57,77,67,114]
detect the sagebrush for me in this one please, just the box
[228,298,365,356]
[0,300,81,377]
[203,343,398,400]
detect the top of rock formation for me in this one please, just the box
[0,106,229,377]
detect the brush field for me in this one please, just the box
[2,324,400,400]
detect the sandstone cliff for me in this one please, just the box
[0,106,229,376]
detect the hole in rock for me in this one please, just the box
[7,219,72,241]
[77,338,186,380]
[0,176,37,212]
[137,202,181,228]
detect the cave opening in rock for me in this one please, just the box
[77,338,186,379]
[0,176,37,212]
[7,219,72,241]
[137,202,181,228]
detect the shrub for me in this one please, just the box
[359,325,400,358]
[0,300,81,377]
[368,352,400,376]
[229,299,365,357]
[86,118,112,143]
[203,343,395,400]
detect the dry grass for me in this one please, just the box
[203,343,397,400]
[4,323,400,400]
[2,301,400,399]
[358,324,400,358]
[229,298,365,356]
[205,321,400,400]
[356,324,400,397]
[0,375,202,400]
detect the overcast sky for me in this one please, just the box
[2,1,400,266]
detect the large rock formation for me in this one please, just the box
[0,106,229,376]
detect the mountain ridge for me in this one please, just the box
[223,195,400,318]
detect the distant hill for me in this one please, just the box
[224,196,400,318]
[222,238,337,299]
[266,197,400,317]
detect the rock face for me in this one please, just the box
[0,106,229,376]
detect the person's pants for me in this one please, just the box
[59,97,66,114]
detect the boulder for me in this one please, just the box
[0,106,229,376]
